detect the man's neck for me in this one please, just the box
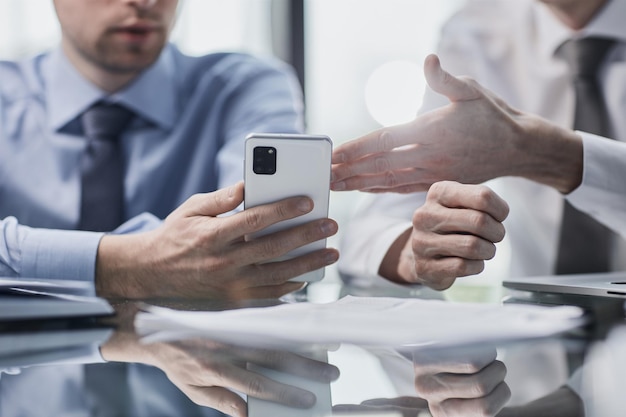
[543,0,608,30]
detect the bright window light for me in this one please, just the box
[365,60,424,127]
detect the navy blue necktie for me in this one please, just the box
[555,38,616,274]
[78,102,134,232]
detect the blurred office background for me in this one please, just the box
[1,0,510,299]
[2,0,517,404]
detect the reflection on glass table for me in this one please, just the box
[0,286,622,417]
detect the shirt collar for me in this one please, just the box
[535,0,626,59]
[45,44,178,133]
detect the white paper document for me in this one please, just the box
[135,296,585,348]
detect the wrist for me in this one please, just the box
[513,114,583,194]
[379,228,414,283]
[95,233,152,298]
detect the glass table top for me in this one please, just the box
[0,281,624,417]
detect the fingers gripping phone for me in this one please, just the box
[244,133,332,282]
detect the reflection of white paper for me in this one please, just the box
[0,277,95,296]
[0,277,112,321]
[135,296,585,348]
[0,328,113,368]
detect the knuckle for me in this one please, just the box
[302,222,323,243]
[246,377,266,397]
[275,387,295,406]
[474,185,495,209]
[211,363,230,386]
[206,221,225,243]
[412,209,428,226]
[261,350,284,365]
[384,170,399,188]
[460,360,484,374]
[469,212,489,231]
[214,255,238,273]
[378,130,394,151]
[469,380,492,397]
[412,208,437,230]
[414,375,440,398]
[333,164,348,179]
[413,258,430,277]
[461,235,482,255]
[428,181,448,198]
[415,262,456,291]
[375,156,391,173]
[244,210,263,230]
[459,74,478,87]
[259,238,283,258]
[445,258,467,277]
[274,201,292,219]
[258,262,299,284]
[411,233,437,256]
[442,69,455,87]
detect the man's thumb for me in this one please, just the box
[424,54,478,103]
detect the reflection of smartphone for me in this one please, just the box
[247,350,332,417]
[244,133,332,282]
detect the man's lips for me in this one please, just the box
[111,23,161,41]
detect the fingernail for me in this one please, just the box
[228,184,236,198]
[325,250,339,264]
[298,199,313,213]
[293,391,316,408]
[324,366,340,381]
[321,220,337,235]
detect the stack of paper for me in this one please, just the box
[135,295,585,348]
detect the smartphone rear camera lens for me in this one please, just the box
[253,146,277,175]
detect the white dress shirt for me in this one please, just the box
[339,0,626,286]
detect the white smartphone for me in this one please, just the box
[244,133,332,282]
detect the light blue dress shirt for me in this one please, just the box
[0,45,303,416]
[0,44,303,284]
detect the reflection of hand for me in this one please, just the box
[334,396,429,417]
[332,54,583,195]
[380,181,508,289]
[96,182,339,300]
[412,347,511,417]
[102,334,339,417]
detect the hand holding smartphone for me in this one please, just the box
[244,133,333,282]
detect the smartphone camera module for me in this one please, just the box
[253,146,277,175]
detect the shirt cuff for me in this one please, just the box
[20,228,103,284]
[566,132,626,234]
[339,217,412,288]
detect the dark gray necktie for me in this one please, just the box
[78,102,134,232]
[555,37,617,274]
[80,102,134,414]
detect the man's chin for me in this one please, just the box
[101,52,162,75]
